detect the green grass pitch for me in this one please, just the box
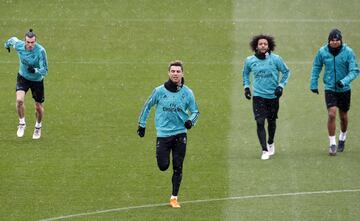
[0,0,359,220]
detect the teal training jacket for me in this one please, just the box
[310,43,359,92]
[243,52,290,99]
[138,84,199,137]
[5,37,48,82]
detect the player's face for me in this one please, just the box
[25,36,36,51]
[168,66,183,85]
[257,39,269,53]
[329,39,341,49]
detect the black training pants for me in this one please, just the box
[156,133,187,196]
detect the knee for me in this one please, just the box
[256,118,265,127]
[35,103,44,113]
[158,162,170,171]
[16,99,24,107]
[328,112,336,120]
[268,119,276,127]
[173,166,183,175]
[340,115,347,122]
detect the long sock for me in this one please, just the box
[329,136,336,146]
[35,121,42,128]
[19,118,25,125]
[267,119,276,145]
[172,169,182,196]
[256,118,267,151]
[339,131,347,141]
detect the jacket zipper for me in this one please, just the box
[333,56,337,92]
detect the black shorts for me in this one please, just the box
[252,96,279,120]
[16,74,45,103]
[156,133,187,171]
[325,90,351,112]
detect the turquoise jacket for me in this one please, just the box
[243,53,290,99]
[5,37,48,82]
[310,43,359,92]
[138,84,199,137]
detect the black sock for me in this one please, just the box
[256,118,267,151]
[172,168,182,196]
[267,119,276,145]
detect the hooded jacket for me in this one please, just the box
[310,43,359,92]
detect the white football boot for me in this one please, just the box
[267,143,275,156]
[32,127,41,139]
[17,124,26,138]
[261,151,270,160]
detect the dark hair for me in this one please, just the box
[25,28,36,38]
[328,28,342,42]
[168,60,183,71]
[249,34,276,52]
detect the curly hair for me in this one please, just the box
[249,34,276,52]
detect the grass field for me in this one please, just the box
[0,0,360,220]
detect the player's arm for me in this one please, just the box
[36,49,49,76]
[186,90,200,128]
[242,59,251,89]
[4,37,20,52]
[310,50,323,91]
[339,50,359,86]
[277,57,291,88]
[242,59,252,99]
[137,89,158,137]
[138,89,158,128]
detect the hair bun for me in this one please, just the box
[29,28,33,32]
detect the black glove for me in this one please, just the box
[137,126,145,137]
[311,89,319,94]
[5,47,10,53]
[244,88,251,100]
[184,120,192,129]
[274,86,283,98]
[336,80,344,88]
[27,65,35,73]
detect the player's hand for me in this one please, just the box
[311,89,319,94]
[5,47,10,53]
[137,126,145,137]
[336,80,344,88]
[27,65,35,73]
[244,88,251,100]
[184,120,192,129]
[274,86,283,98]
